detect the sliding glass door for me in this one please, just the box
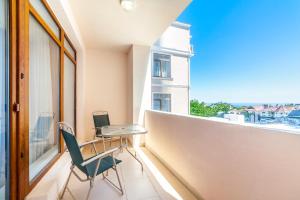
[29,15,60,180]
[0,0,9,199]
[7,0,77,197]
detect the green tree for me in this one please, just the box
[190,100,233,117]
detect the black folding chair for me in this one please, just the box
[92,111,114,150]
[58,122,123,200]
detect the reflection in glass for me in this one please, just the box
[29,15,60,180]
[64,55,75,129]
[0,0,8,199]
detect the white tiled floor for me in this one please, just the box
[62,147,197,200]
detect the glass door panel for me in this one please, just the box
[29,15,60,180]
[64,55,75,130]
[0,0,8,199]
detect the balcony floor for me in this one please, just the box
[62,143,197,200]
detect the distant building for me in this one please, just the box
[224,113,245,123]
[287,110,300,125]
[274,105,294,118]
[151,21,193,114]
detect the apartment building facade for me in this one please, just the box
[151,21,193,114]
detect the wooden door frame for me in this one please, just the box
[9,0,77,199]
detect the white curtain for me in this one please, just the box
[29,15,60,179]
[64,55,75,129]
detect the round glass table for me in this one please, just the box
[99,124,147,171]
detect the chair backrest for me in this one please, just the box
[58,122,87,174]
[93,111,110,136]
[35,113,54,139]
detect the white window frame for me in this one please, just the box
[151,52,172,79]
[152,92,172,112]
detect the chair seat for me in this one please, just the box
[85,156,121,177]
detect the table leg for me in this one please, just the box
[125,137,144,172]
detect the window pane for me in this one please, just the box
[153,60,161,77]
[64,38,75,59]
[64,55,75,130]
[29,15,60,180]
[153,94,171,112]
[30,0,60,38]
[0,0,8,198]
[161,60,169,77]
[153,53,171,78]
[153,99,161,110]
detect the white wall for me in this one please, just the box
[133,45,152,125]
[145,110,300,200]
[127,45,152,125]
[83,49,129,139]
[151,23,191,115]
[126,45,152,146]
[154,23,191,52]
[152,86,189,114]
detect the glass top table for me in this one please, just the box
[98,124,147,171]
[100,124,147,137]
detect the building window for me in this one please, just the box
[152,93,171,112]
[152,53,171,78]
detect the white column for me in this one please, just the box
[127,45,152,146]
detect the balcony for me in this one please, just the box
[26,109,300,200]
[3,0,300,200]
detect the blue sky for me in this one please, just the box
[177,0,300,103]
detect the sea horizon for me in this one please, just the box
[200,102,300,107]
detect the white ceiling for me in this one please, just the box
[68,0,191,52]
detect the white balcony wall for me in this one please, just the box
[145,110,300,200]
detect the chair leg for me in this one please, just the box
[115,166,124,195]
[101,137,106,151]
[86,180,94,200]
[106,138,112,176]
[60,167,73,199]
[109,138,112,147]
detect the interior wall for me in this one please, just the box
[145,110,300,200]
[83,49,128,140]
